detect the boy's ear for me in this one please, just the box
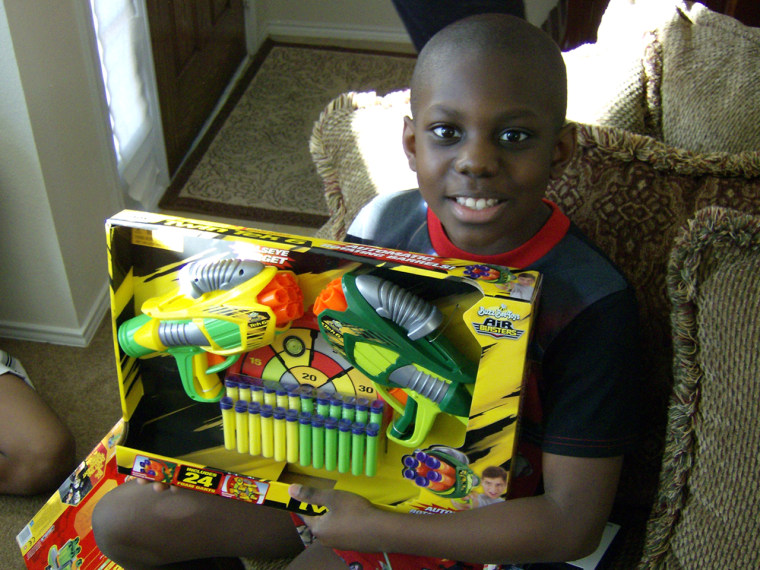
[402,115,418,173]
[549,122,576,179]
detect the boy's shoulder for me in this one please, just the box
[347,189,431,252]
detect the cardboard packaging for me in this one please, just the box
[105,210,538,516]
[17,420,127,570]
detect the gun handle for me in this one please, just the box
[375,385,439,448]
[170,347,224,402]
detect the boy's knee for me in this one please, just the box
[32,430,76,490]
[92,487,131,560]
[4,430,76,495]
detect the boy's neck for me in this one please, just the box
[428,200,569,267]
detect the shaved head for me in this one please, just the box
[410,14,567,130]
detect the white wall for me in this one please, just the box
[255,0,410,50]
[1,0,122,346]
[0,0,557,347]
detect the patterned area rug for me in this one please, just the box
[159,43,416,227]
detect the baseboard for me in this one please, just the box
[264,20,414,53]
[0,280,110,347]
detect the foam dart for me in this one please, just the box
[260,404,274,458]
[299,413,312,466]
[248,402,261,455]
[365,422,379,477]
[311,414,325,469]
[351,422,365,476]
[220,396,235,451]
[235,400,249,454]
[273,406,287,462]
[338,419,352,473]
[286,409,299,463]
[324,417,338,471]
[238,381,251,402]
[225,378,239,400]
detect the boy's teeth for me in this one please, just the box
[456,197,499,210]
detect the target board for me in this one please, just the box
[228,314,376,400]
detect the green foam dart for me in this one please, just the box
[338,419,352,473]
[311,414,325,470]
[342,397,356,422]
[329,395,343,419]
[286,409,299,463]
[299,413,312,467]
[355,398,370,424]
[324,417,338,471]
[299,386,315,414]
[365,422,380,477]
[316,393,330,418]
[351,422,366,476]
[370,399,384,427]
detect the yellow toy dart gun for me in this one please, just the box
[314,273,476,448]
[118,259,303,402]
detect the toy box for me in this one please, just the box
[106,210,539,517]
[17,420,127,570]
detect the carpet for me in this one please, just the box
[159,42,416,228]
[1,315,122,569]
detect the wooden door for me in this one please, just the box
[147,0,246,176]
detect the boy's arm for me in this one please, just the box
[290,451,622,564]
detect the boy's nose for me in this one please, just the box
[454,139,499,177]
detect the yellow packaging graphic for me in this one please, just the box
[107,210,539,516]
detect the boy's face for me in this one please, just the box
[403,51,574,256]
[481,475,507,499]
[517,275,535,286]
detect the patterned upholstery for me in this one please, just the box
[544,124,760,513]
[640,207,760,568]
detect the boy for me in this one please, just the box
[92,14,640,569]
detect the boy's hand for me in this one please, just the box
[288,484,383,551]
[135,477,175,493]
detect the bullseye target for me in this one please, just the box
[230,315,376,398]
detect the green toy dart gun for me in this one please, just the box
[314,273,476,448]
[118,258,303,402]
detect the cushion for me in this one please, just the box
[309,88,760,514]
[564,0,760,153]
[544,124,760,510]
[640,207,760,568]
[659,1,760,153]
[310,90,416,241]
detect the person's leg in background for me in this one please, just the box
[391,0,526,51]
[0,350,76,495]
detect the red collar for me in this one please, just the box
[428,200,570,267]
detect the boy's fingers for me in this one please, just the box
[288,483,328,506]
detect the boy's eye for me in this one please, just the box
[430,125,461,141]
[498,129,530,144]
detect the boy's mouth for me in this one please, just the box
[453,196,502,211]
